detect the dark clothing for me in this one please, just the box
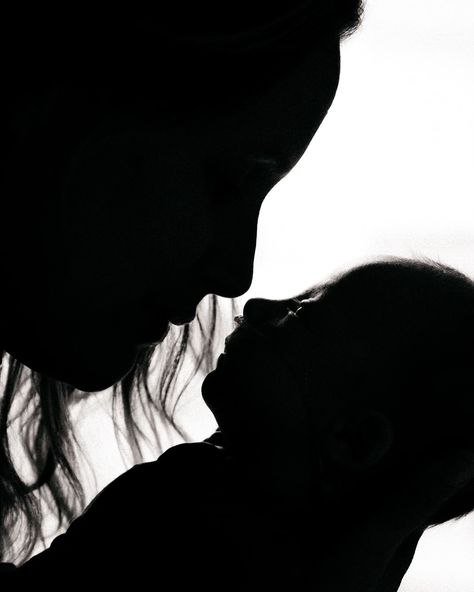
[4,440,309,590]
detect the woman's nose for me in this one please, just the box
[205,211,258,299]
[243,298,287,326]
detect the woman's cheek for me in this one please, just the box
[173,206,214,271]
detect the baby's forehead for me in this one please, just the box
[292,293,346,337]
[264,306,324,377]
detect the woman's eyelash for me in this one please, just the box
[234,161,280,189]
[212,155,290,200]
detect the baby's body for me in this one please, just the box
[201,258,474,591]
[12,259,474,592]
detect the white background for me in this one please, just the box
[241,1,474,589]
[52,0,474,589]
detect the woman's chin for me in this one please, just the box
[6,340,140,393]
[61,355,138,392]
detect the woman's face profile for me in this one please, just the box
[4,39,341,391]
[202,294,321,498]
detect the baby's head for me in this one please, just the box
[202,258,474,524]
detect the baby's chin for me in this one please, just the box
[201,367,222,418]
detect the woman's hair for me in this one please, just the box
[0,296,233,562]
[5,3,364,110]
[0,1,364,563]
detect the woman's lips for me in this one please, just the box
[137,290,205,336]
[168,308,197,325]
[134,318,170,346]
[134,298,201,345]
[134,309,196,345]
[167,293,207,325]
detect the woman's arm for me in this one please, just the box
[11,442,235,588]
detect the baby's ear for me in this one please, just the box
[324,409,393,472]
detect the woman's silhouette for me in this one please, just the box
[0,2,363,567]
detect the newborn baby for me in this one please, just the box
[16,258,474,592]
[201,257,474,590]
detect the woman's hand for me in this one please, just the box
[18,443,236,588]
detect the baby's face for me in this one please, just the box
[203,297,303,435]
[202,296,319,495]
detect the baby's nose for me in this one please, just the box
[243,298,289,326]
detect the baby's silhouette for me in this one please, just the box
[16,258,474,592]
[202,257,474,590]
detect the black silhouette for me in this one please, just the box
[7,259,474,591]
[1,0,364,574]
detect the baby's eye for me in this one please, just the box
[286,298,302,314]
